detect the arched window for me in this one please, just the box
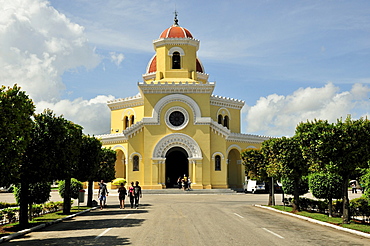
[172,52,181,69]
[130,115,135,126]
[218,115,223,125]
[223,116,229,129]
[133,155,139,171]
[124,116,129,130]
[215,155,221,171]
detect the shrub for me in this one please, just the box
[0,202,17,209]
[13,182,51,205]
[58,178,83,199]
[32,204,43,217]
[350,197,370,219]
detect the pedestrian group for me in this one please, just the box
[177,174,192,191]
[98,180,142,210]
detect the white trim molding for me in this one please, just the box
[168,47,185,56]
[211,152,225,160]
[152,133,203,160]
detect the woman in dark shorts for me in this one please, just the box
[118,183,127,209]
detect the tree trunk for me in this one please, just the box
[87,180,94,207]
[268,178,273,205]
[19,181,29,227]
[63,177,72,214]
[342,175,350,224]
[292,177,300,212]
[328,197,333,217]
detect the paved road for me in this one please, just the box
[2,193,369,246]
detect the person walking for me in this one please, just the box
[98,180,109,210]
[187,177,192,191]
[134,181,142,209]
[128,182,135,208]
[118,183,127,209]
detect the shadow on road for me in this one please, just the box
[4,235,131,245]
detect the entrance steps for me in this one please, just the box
[142,188,237,194]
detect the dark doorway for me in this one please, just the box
[165,147,189,188]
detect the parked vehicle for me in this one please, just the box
[0,185,13,193]
[244,180,266,193]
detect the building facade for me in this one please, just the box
[99,16,269,190]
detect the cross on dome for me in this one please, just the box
[174,10,179,26]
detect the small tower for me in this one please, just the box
[143,13,208,83]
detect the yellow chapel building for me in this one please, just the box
[99,15,269,190]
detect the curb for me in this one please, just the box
[0,207,98,244]
[254,205,370,239]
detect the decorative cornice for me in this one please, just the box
[96,133,128,145]
[123,121,144,138]
[209,120,270,143]
[107,93,143,110]
[153,38,200,50]
[210,94,245,109]
[197,71,209,81]
[138,81,215,94]
[142,72,156,81]
[227,132,270,144]
[210,120,230,138]
[98,119,270,145]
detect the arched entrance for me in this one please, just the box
[165,147,189,188]
[227,148,242,189]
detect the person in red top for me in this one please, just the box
[128,182,135,208]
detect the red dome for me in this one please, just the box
[159,25,193,39]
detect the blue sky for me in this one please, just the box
[1,0,370,137]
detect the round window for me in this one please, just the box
[169,111,185,126]
[165,107,189,130]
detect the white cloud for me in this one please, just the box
[110,52,124,66]
[0,0,100,102]
[36,95,115,135]
[0,0,112,135]
[245,82,370,137]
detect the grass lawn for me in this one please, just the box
[0,206,91,238]
[271,205,370,233]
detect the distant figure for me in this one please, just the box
[134,181,142,209]
[188,177,192,190]
[98,180,109,210]
[118,183,127,209]
[182,174,188,190]
[129,182,135,208]
[177,177,182,189]
[351,181,357,194]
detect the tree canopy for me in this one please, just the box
[0,85,34,186]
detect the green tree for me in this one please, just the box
[95,148,116,183]
[75,135,102,206]
[296,117,370,223]
[57,120,83,214]
[308,172,342,217]
[360,168,370,201]
[13,182,51,220]
[262,137,308,212]
[27,109,83,215]
[241,149,275,205]
[0,85,34,186]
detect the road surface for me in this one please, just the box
[1,192,369,246]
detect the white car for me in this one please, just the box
[244,180,266,193]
